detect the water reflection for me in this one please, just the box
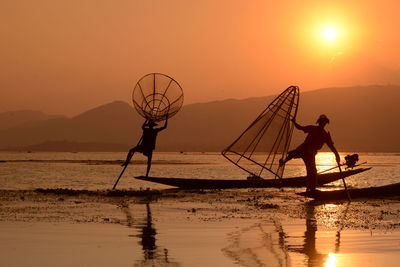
[119,200,180,266]
[285,202,349,267]
[137,202,157,260]
[223,202,348,267]
[324,253,336,267]
[301,204,327,266]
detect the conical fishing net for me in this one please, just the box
[132,73,184,122]
[222,86,299,179]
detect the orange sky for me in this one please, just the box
[1,0,399,116]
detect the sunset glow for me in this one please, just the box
[1,2,400,267]
[0,1,400,115]
[322,27,338,41]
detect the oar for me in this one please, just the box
[317,163,344,174]
[112,137,143,190]
[112,160,130,190]
[318,161,367,174]
[338,164,351,201]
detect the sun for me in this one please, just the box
[322,27,338,41]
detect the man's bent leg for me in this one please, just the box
[122,147,138,166]
[280,149,299,166]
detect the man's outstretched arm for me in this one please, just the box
[292,118,306,131]
[331,145,341,165]
[327,133,341,165]
[142,120,148,130]
[158,116,168,131]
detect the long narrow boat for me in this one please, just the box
[135,167,370,189]
[297,181,400,200]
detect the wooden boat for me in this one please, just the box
[297,181,400,200]
[135,167,370,189]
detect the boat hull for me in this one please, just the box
[135,168,371,189]
[297,181,400,200]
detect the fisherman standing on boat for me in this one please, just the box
[279,114,340,192]
[122,117,168,177]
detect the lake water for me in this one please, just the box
[1,152,400,267]
[0,152,399,190]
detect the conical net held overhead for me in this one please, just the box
[132,73,184,122]
[222,86,299,179]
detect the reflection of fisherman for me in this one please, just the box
[122,117,168,177]
[141,202,157,260]
[280,114,340,191]
[303,203,328,266]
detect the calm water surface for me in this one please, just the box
[0,152,399,190]
[1,152,399,267]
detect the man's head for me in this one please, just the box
[148,120,158,128]
[316,114,329,127]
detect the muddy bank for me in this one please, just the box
[1,188,400,231]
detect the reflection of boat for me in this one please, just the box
[297,182,400,200]
[135,168,370,189]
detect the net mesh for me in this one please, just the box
[222,86,299,179]
[132,73,184,122]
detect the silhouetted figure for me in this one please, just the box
[280,114,340,191]
[122,118,168,177]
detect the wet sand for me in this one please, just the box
[1,188,400,266]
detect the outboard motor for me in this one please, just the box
[344,154,359,169]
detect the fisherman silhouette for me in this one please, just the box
[122,117,168,177]
[279,114,340,192]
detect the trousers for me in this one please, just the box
[286,146,317,191]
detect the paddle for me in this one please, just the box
[338,164,351,201]
[317,161,367,174]
[112,137,142,190]
[112,157,131,190]
[317,163,345,174]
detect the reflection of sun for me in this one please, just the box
[324,253,336,267]
[322,27,338,41]
[316,152,337,172]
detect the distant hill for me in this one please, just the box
[0,110,63,130]
[293,85,400,152]
[0,101,141,149]
[160,85,400,152]
[2,140,130,152]
[0,85,399,152]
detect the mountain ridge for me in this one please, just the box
[1,85,399,152]
[0,110,64,130]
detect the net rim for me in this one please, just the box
[132,73,184,121]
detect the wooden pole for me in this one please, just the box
[317,163,343,174]
[338,164,351,201]
[112,137,143,190]
[112,163,129,190]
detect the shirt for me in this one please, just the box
[301,125,334,152]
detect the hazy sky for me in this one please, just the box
[1,0,399,116]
